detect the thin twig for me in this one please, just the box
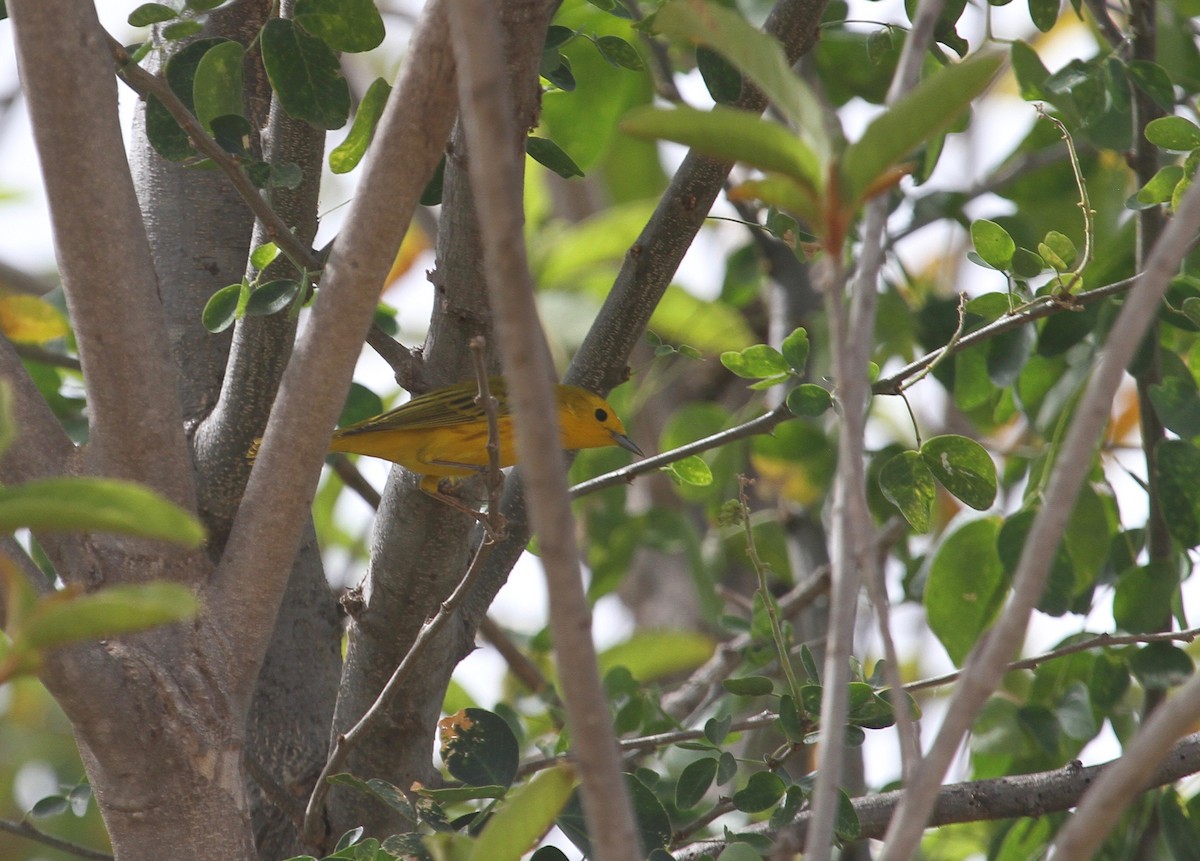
[906,626,1200,694]
[0,819,113,861]
[301,535,499,843]
[12,344,81,372]
[570,403,793,497]
[477,616,550,695]
[366,325,427,390]
[329,454,382,509]
[673,732,1200,858]
[872,274,1140,396]
[738,477,804,703]
[470,338,506,538]
[1037,108,1094,296]
[898,291,968,394]
[107,36,322,274]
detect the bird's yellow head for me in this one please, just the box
[555,386,643,457]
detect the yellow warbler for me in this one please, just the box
[330,377,642,493]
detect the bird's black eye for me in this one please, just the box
[594,408,608,422]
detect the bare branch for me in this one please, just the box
[872,274,1138,396]
[565,0,827,393]
[0,258,56,296]
[676,732,1200,858]
[0,337,75,483]
[1052,669,1200,857]
[0,818,113,861]
[302,534,499,843]
[448,0,641,857]
[109,38,323,275]
[208,0,458,697]
[10,1,194,509]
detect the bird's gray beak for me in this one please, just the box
[612,431,644,457]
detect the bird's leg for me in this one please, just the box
[417,474,507,541]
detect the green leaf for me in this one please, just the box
[527,137,584,179]
[244,279,301,317]
[1114,562,1178,633]
[665,456,713,486]
[1145,116,1200,151]
[777,694,806,742]
[544,25,574,51]
[731,771,786,813]
[731,175,822,226]
[329,77,391,174]
[439,708,519,789]
[987,325,1036,389]
[971,219,1015,270]
[340,383,385,427]
[327,774,416,821]
[1129,642,1193,690]
[1160,789,1200,861]
[144,37,227,161]
[1090,652,1130,709]
[651,0,830,158]
[29,796,69,818]
[208,115,252,157]
[163,19,203,40]
[1062,486,1112,590]
[1040,231,1077,269]
[469,765,575,861]
[786,384,832,417]
[621,104,822,193]
[1028,0,1060,30]
[541,52,576,91]
[723,675,775,696]
[260,18,350,129]
[716,844,761,861]
[1149,372,1200,438]
[202,282,243,333]
[0,379,15,461]
[193,41,245,133]
[598,629,714,681]
[840,50,1004,207]
[835,789,861,841]
[22,582,200,651]
[1155,440,1200,547]
[595,35,644,70]
[676,758,718,809]
[780,328,810,373]
[294,0,384,52]
[128,3,176,26]
[697,45,742,104]
[1010,40,1049,100]
[250,242,280,271]
[920,434,997,510]
[879,450,936,532]
[558,775,672,857]
[0,478,205,546]
[1011,247,1046,278]
[705,714,732,746]
[1126,60,1176,111]
[721,344,790,378]
[925,516,1007,665]
[997,509,1075,616]
[1132,165,1185,209]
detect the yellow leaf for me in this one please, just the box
[0,294,69,345]
[384,225,431,291]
